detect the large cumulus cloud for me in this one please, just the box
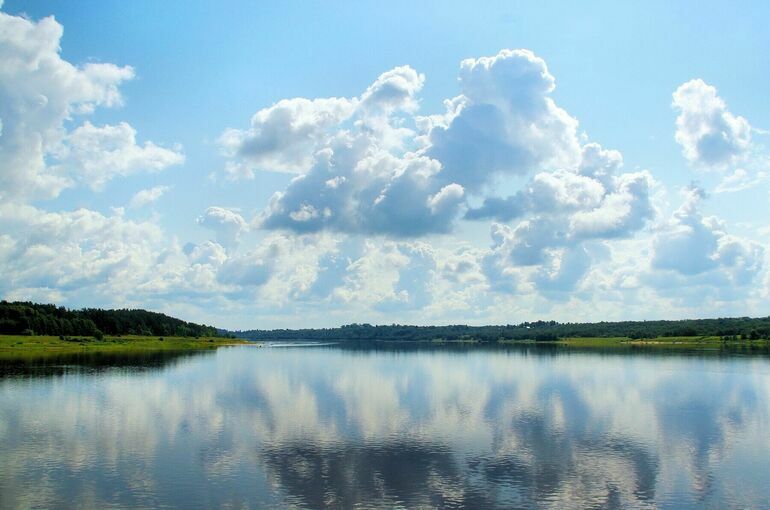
[220,65,462,238]
[673,79,751,169]
[258,144,464,237]
[218,66,425,179]
[0,10,182,201]
[427,49,581,191]
[211,48,667,303]
[218,97,356,177]
[471,145,655,297]
[220,49,655,244]
[651,186,763,286]
[466,144,653,238]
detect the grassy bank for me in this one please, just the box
[4,334,768,360]
[554,336,770,349]
[0,334,246,360]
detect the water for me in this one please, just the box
[1,344,769,509]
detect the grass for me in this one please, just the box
[3,334,767,360]
[429,337,482,344]
[0,334,247,361]
[493,335,770,351]
[556,336,770,349]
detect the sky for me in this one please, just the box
[1,1,769,329]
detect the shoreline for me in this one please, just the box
[3,334,769,361]
[0,334,247,361]
[250,336,770,349]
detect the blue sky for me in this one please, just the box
[1,1,769,328]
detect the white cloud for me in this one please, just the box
[714,168,767,193]
[218,49,665,304]
[441,247,485,286]
[217,251,274,287]
[481,224,523,293]
[651,185,763,289]
[238,50,658,245]
[197,207,248,248]
[332,241,409,306]
[0,199,322,312]
[186,241,227,266]
[468,146,656,290]
[231,50,621,238]
[0,202,164,298]
[466,143,652,232]
[474,171,655,299]
[359,65,425,115]
[569,170,656,240]
[332,240,437,312]
[0,10,179,201]
[2,10,768,327]
[533,245,592,295]
[428,49,581,192]
[129,185,171,209]
[219,97,356,177]
[259,145,464,237]
[374,243,436,311]
[60,122,183,190]
[480,223,595,298]
[673,79,751,169]
[218,65,426,180]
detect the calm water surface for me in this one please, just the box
[1,344,770,509]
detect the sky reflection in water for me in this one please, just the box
[1,345,769,509]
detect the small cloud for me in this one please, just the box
[714,169,767,193]
[197,206,248,248]
[129,185,171,208]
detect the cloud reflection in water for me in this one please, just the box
[1,346,769,508]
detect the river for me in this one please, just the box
[1,343,769,508]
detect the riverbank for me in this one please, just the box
[555,336,770,349]
[5,334,768,360]
[0,334,247,360]
[395,335,770,350]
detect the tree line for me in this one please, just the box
[0,301,219,338]
[233,317,770,343]
[6,300,770,343]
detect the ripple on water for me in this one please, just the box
[1,345,770,508]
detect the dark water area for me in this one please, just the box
[0,349,206,378]
[1,344,769,509]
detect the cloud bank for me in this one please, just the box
[1,4,768,327]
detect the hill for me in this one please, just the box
[0,301,218,339]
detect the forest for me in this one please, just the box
[0,301,219,338]
[234,317,770,343]
[5,300,770,344]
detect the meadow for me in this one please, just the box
[0,334,245,360]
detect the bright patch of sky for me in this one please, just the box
[1,1,769,328]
